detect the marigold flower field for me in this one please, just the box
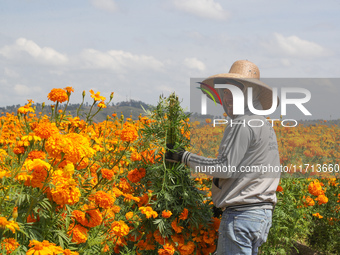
[0,88,339,254]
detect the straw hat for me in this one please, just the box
[200,60,279,110]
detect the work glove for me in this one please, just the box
[165,144,185,163]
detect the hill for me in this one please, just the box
[1,100,339,126]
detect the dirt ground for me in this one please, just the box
[290,242,323,255]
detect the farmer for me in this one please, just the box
[166,60,281,255]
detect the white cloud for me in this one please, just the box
[90,0,117,13]
[4,68,19,77]
[265,33,331,58]
[80,49,164,71]
[184,57,206,71]
[0,38,68,65]
[14,84,42,96]
[172,0,229,20]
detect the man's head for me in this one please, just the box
[199,60,279,117]
[222,82,245,119]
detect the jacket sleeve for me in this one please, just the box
[182,125,253,178]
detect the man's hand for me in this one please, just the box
[165,144,185,163]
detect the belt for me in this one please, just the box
[221,202,275,212]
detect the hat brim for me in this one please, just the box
[200,73,279,111]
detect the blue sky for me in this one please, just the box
[1,0,340,119]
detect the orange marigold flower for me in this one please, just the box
[158,243,175,255]
[303,196,315,207]
[178,241,195,255]
[120,122,138,142]
[1,238,19,254]
[13,146,25,155]
[93,190,115,209]
[171,219,183,233]
[48,88,68,103]
[123,193,140,203]
[45,133,95,164]
[27,213,40,223]
[27,150,46,160]
[312,212,323,219]
[49,175,81,205]
[131,151,142,161]
[162,210,172,218]
[64,86,74,93]
[34,121,59,139]
[139,206,158,219]
[179,208,188,220]
[308,180,324,197]
[101,168,114,180]
[68,224,88,244]
[89,89,106,101]
[110,220,130,237]
[315,194,328,205]
[72,209,103,228]
[127,168,146,183]
[25,159,51,189]
[63,249,79,255]
[276,185,283,192]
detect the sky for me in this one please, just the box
[1,0,340,120]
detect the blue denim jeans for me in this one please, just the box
[215,209,272,255]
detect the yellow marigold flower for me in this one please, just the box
[48,88,68,103]
[17,103,34,115]
[161,210,172,219]
[125,212,134,220]
[139,206,158,219]
[110,220,130,237]
[93,190,115,209]
[112,187,123,197]
[98,101,106,108]
[68,224,88,244]
[0,217,19,233]
[27,240,63,255]
[89,89,106,102]
[158,243,175,255]
[312,212,323,219]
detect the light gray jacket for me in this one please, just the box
[183,85,281,209]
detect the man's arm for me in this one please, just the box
[183,125,253,178]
